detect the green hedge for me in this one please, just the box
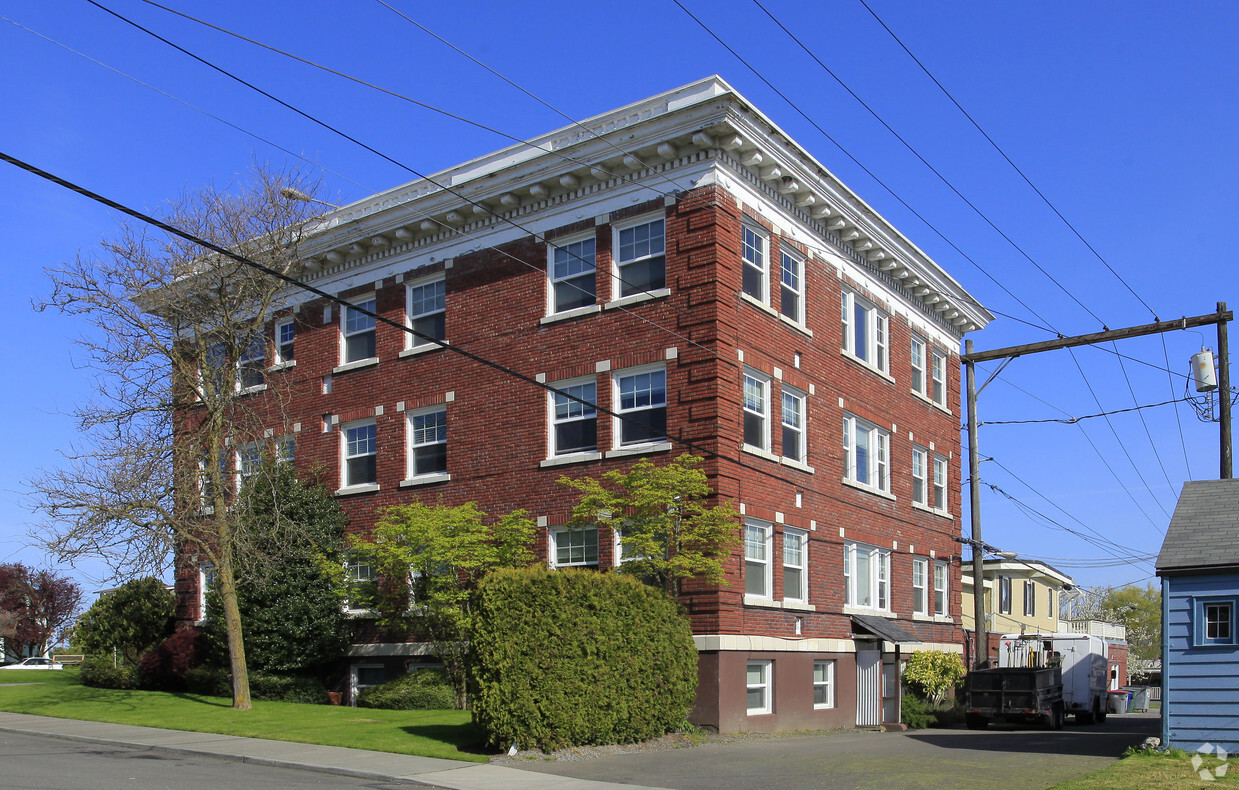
[470,567,698,751]
[357,668,456,710]
[183,667,327,704]
[80,656,140,690]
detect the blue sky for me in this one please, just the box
[2,0,1235,594]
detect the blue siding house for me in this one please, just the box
[1157,479,1239,752]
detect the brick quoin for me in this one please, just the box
[173,79,991,733]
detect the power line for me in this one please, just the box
[981,397,1189,426]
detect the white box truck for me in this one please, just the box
[964,632,1110,729]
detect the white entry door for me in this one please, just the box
[856,646,881,726]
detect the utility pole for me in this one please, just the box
[1219,301,1231,479]
[966,339,986,669]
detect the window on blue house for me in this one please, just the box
[1196,598,1237,646]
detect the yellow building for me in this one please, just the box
[961,559,1073,637]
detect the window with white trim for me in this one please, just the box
[343,554,377,612]
[932,454,949,513]
[613,217,665,298]
[550,379,597,456]
[200,342,229,398]
[614,366,666,447]
[549,526,599,569]
[779,248,804,323]
[782,528,807,603]
[237,335,265,390]
[549,235,596,314]
[841,289,888,373]
[1048,587,1056,619]
[1023,580,1036,617]
[275,318,295,364]
[931,348,947,406]
[342,297,377,363]
[1196,598,1237,646]
[198,561,216,620]
[741,224,768,302]
[912,447,928,507]
[910,335,927,396]
[744,520,772,598]
[406,275,446,349]
[198,451,226,507]
[407,406,447,478]
[742,370,771,452]
[933,561,948,616]
[998,575,1012,615]
[813,660,835,709]
[842,414,890,494]
[276,436,295,465]
[237,442,261,488]
[746,660,772,715]
[912,557,928,615]
[781,387,807,463]
[342,420,377,488]
[843,542,890,611]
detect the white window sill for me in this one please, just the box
[842,606,895,618]
[267,360,296,372]
[540,452,602,468]
[605,288,670,310]
[842,477,896,500]
[399,342,447,358]
[911,613,952,623]
[742,596,816,611]
[344,609,379,619]
[911,389,952,415]
[840,350,895,383]
[399,473,451,487]
[333,357,379,374]
[911,501,953,519]
[813,704,836,711]
[746,709,774,717]
[237,383,267,396]
[781,457,815,473]
[740,292,778,317]
[742,444,779,463]
[605,442,673,459]
[335,483,380,496]
[778,313,813,337]
[540,304,602,325]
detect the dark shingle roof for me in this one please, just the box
[1157,479,1239,574]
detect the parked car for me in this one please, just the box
[0,658,64,670]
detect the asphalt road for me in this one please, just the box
[504,712,1161,790]
[0,730,428,790]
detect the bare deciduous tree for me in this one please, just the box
[28,164,326,709]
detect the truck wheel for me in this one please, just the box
[1051,703,1064,730]
[965,714,989,730]
[1095,698,1108,724]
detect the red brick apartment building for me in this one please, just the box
[176,77,991,732]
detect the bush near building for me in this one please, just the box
[357,668,456,710]
[470,567,697,752]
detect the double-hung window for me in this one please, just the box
[549,526,599,569]
[614,217,665,298]
[744,520,772,598]
[931,348,947,406]
[932,455,949,513]
[1023,580,1036,617]
[1196,598,1237,646]
[406,275,446,350]
[813,660,835,709]
[781,387,807,464]
[779,249,804,324]
[911,336,927,396]
[742,370,771,452]
[342,297,377,363]
[782,528,807,603]
[274,318,295,365]
[842,414,890,494]
[276,436,295,465]
[912,557,928,615]
[912,447,928,506]
[237,442,261,489]
[237,335,265,390]
[344,554,377,613]
[342,420,377,488]
[843,542,890,611]
[841,290,889,373]
[746,660,772,715]
[998,575,1012,615]
[549,235,596,314]
[407,407,447,479]
[741,225,768,302]
[198,562,216,620]
[614,367,666,447]
[933,561,948,615]
[550,379,597,456]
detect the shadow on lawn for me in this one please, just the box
[402,721,493,755]
[168,692,232,708]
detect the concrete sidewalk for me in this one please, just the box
[0,712,668,790]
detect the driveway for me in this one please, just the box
[502,712,1159,790]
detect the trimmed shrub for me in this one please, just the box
[139,628,206,691]
[900,691,934,729]
[358,668,455,710]
[248,672,328,704]
[185,666,231,697]
[471,567,698,751]
[80,656,140,690]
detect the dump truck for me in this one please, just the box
[964,632,1110,729]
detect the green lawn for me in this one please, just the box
[0,669,487,762]
[1052,748,1238,789]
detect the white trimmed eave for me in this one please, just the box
[291,75,992,336]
